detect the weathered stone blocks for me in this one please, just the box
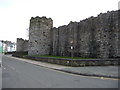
[17,10,120,59]
[51,10,120,58]
[28,16,53,55]
[16,38,28,52]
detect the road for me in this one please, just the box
[2,55,118,88]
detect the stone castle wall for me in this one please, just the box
[51,10,120,58]
[28,16,53,55]
[118,10,120,57]
[16,38,28,52]
[17,10,119,58]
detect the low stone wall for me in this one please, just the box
[24,56,119,67]
[12,51,28,58]
[4,51,16,55]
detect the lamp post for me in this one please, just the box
[71,46,73,58]
[70,40,74,58]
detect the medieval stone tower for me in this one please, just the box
[28,16,53,55]
[16,10,119,58]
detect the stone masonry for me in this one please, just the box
[28,16,53,55]
[17,10,120,58]
[16,38,28,52]
[51,10,120,58]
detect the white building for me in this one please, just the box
[0,40,16,53]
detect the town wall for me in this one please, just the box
[28,16,53,55]
[16,38,28,52]
[18,10,120,58]
[51,10,119,58]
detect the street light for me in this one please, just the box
[70,40,74,58]
[71,46,73,58]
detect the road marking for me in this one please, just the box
[99,77,119,80]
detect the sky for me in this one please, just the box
[0,0,119,43]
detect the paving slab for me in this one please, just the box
[60,66,119,78]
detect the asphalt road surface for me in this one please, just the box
[2,55,118,88]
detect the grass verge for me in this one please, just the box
[28,55,95,59]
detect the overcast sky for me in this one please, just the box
[0,0,119,42]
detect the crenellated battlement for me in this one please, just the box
[17,10,120,58]
[30,16,53,26]
[28,16,53,55]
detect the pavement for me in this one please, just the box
[6,55,119,79]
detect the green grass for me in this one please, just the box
[28,55,95,59]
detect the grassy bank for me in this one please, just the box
[29,55,95,59]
